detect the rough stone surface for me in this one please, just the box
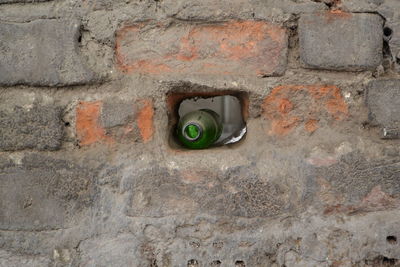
[0,19,96,86]
[367,79,400,138]
[314,152,400,213]
[100,100,135,128]
[0,154,96,231]
[299,12,383,71]
[124,165,290,218]
[0,105,63,151]
[262,85,348,136]
[0,0,51,3]
[340,0,383,12]
[79,234,141,267]
[161,0,327,21]
[0,250,51,267]
[116,20,288,77]
[75,99,153,145]
[377,0,400,71]
[0,0,400,266]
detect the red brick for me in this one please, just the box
[76,100,154,146]
[115,21,287,77]
[262,85,348,136]
[137,100,154,143]
[76,101,114,146]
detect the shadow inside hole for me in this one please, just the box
[384,27,393,38]
[187,259,199,266]
[387,236,397,244]
[382,256,398,265]
[211,260,222,266]
[235,260,246,266]
[178,95,246,146]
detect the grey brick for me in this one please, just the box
[367,79,400,138]
[299,13,383,71]
[125,165,289,218]
[0,19,96,86]
[0,250,50,267]
[340,0,383,12]
[100,100,135,128]
[314,152,400,205]
[0,105,63,151]
[0,154,95,231]
[378,1,400,69]
[79,234,141,267]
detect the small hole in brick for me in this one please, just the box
[384,27,393,38]
[64,122,70,127]
[362,121,370,129]
[387,236,397,244]
[383,256,398,265]
[187,259,199,266]
[167,90,248,150]
[211,260,222,266]
[75,141,81,148]
[212,241,224,249]
[235,260,246,266]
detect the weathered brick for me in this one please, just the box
[0,105,63,151]
[376,1,400,72]
[0,0,51,3]
[262,85,348,136]
[299,12,383,71]
[79,234,141,267]
[0,19,96,86]
[125,165,289,218]
[0,154,95,231]
[162,0,327,20]
[340,0,383,12]
[100,100,136,128]
[76,99,154,146]
[136,99,154,143]
[116,21,287,77]
[367,79,400,139]
[0,250,50,267]
[312,152,400,215]
[76,101,114,146]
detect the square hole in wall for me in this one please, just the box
[167,90,248,150]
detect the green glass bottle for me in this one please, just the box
[177,109,223,149]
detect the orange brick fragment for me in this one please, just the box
[263,85,348,136]
[305,119,319,133]
[76,101,114,146]
[137,100,154,143]
[115,20,287,76]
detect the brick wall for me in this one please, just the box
[0,0,399,266]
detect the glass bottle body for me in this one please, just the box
[177,109,223,149]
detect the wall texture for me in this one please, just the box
[0,0,399,266]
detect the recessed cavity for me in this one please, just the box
[387,236,397,244]
[188,259,199,266]
[384,27,393,37]
[211,260,222,266]
[168,93,247,150]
